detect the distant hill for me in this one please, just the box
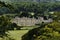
[0,0,60,14]
[0,0,60,3]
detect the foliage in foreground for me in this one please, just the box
[0,16,11,37]
[0,15,21,38]
[22,21,60,40]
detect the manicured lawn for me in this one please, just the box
[7,26,39,40]
[0,26,39,40]
[7,30,29,40]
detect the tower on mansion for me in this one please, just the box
[11,17,53,26]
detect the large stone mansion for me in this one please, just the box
[11,17,53,26]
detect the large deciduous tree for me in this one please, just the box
[0,15,11,37]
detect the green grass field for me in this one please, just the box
[7,30,29,40]
[0,26,39,40]
[0,30,29,40]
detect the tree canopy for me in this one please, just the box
[22,21,60,40]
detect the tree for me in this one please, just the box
[0,15,11,37]
[0,1,14,13]
[22,21,60,40]
[8,23,21,30]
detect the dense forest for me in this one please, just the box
[0,2,60,18]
